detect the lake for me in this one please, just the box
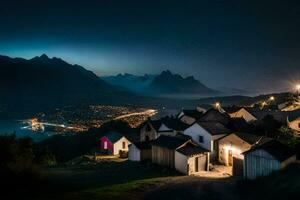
[0,120,56,142]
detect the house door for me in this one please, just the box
[228,150,233,166]
[195,157,199,172]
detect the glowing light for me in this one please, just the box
[269,96,275,101]
[215,102,221,108]
[296,84,300,91]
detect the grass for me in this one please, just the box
[65,178,168,200]
[28,159,179,200]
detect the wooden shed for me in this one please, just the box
[128,141,152,161]
[175,143,209,175]
[243,140,296,179]
[151,135,190,168]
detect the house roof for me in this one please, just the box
[152,135,190,150]
[180,109,204,120]
[197,121,232,135]
[243,140,295,162]
[132,141,152,150]
[287,109,300,121]
[198,108,231,125]
[176,143,209,156]
[161,116,190,131]
[222,106,243,114]
[143,116,190,132]
[102,131,124,143]
[234,132,272,145]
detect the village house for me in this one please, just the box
[218,132,272,175]
[128,141,152,161]
[183,121,232,160]
[100,131,131,155]
[139,116,189,142]
[152,135,209,175]
[177,109,204,125]
[243,140,296,179]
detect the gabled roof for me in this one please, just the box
[144,116,190,132]
[243,140,295,162]
[132,141,152,150]
[198,108,231,125]
[176,143,209,156]
[287,109,300,122]
[152,135,190,150]
[180,109,204,120]
[222,106,243,114]
[102,131,124,143]
[197,121,232,135]
[161,117,190,131]
[233,132,272,145]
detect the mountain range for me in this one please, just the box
[0,54,133,118]
[102,70,219,97]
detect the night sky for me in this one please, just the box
[1,0,300,93]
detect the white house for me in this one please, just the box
[183,121,232,160]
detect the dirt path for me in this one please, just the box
[143,176,239,200]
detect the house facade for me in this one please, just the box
[183,121,231,160]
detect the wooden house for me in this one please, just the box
[243,140,296,179]
[128,141,152,161]
[218,132,271,175]
[100,131,131,155]
[184,121,232,160]
[140,117,189,142]
[152,135,209,174]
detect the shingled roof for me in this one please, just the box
[152,135,190,150]
[176,143,209,156]
[198,108,231,125]
[197,121,232,135]
[243,140,295,162]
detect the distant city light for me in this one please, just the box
[296,84,300,90]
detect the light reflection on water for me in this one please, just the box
[0,120,56,142]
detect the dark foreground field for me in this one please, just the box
[4,159,300,200]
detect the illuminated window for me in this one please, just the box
[104,141,107,149]
[122,142,126,149]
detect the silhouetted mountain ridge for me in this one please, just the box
[0,54,133,118]
[102,70,219,96]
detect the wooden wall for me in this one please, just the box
[244,149,280,179]
[152,145,175,168]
